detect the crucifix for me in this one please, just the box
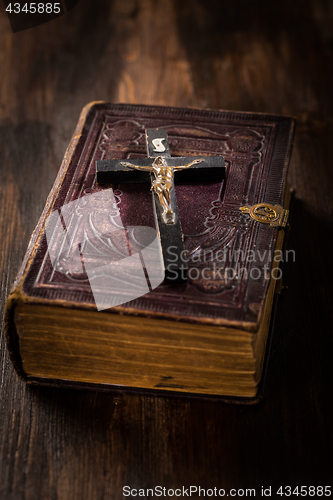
[96,128,225,284]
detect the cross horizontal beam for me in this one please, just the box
[96,156,224,184]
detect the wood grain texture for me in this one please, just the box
[0,0,332,498]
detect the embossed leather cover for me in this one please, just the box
[9,102,295,330]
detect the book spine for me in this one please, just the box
[12,101,103,290]
[4,101,104,380]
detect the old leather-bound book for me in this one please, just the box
[4,102,295,399]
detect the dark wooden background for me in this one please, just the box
[1,0,333,498]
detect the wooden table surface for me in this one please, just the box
[1,1,332,498]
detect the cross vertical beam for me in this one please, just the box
[145,129,187,283]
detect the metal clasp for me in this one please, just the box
[239,203,289,228]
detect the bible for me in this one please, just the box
[4,102,295,400]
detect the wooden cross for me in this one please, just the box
[96,128,225,284]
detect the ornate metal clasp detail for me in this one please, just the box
[239,203,289,228]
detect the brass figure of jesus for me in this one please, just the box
[120,155,203,225]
